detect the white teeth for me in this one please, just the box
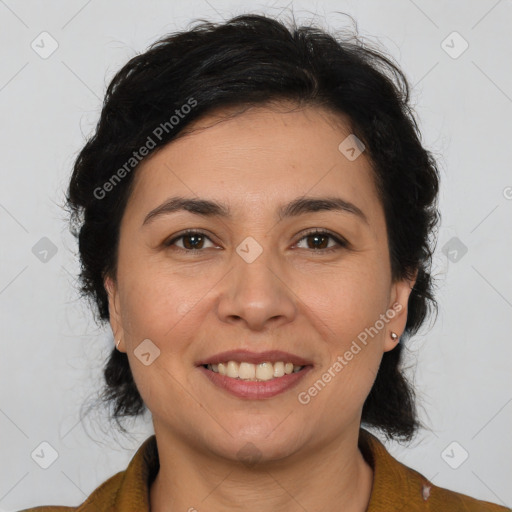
[273,361,285,377]
[226,361,239,378]
[238,362,256,379]
[205,360,304,381]
[255,362,274,381]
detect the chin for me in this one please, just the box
[211,419,304,463]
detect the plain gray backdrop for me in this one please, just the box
[1,0,511,510]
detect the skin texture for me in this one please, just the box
[105,104,415,512]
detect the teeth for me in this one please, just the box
[205,361,304,381]
[226,361,239,378]
[239,362,255,380]
[256,362,274,381]
[273,361,285,377]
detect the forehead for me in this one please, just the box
[127,104,382,223]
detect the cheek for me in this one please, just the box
[305,260,391,339]
[115,267,208,414]
[117,258,223,364]
[298,262,390,402]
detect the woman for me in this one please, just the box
[21,13,509,512]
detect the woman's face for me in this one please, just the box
[106,104,413,462]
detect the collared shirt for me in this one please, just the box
[20,429,509,511]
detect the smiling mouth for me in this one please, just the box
[202,361,306,382]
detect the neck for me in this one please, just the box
[149,423,373,512]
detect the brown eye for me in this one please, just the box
[165,230,216,251]
[181,233,205,250]
[305,233,329,249]
[295,230,347,252]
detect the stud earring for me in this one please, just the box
[116,339,121,350]
[390,331,398,341]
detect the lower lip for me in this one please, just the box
[198,365,313,399]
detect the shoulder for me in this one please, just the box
[403,462,510,511]
[16,435,157,512]
[359,428,510,511]
[428,483,510,511]
[15,471,124,511]
[17,508,76,512]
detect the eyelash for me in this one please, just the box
[164,228,348,254]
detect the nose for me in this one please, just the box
[215,247,297,331]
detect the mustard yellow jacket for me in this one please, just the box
[19,429,510,511]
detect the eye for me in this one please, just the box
[294,229,347,253]
[164,229,348,254]
[164,230,218,252]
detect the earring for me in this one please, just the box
[390,332,398,341]
[116,339,121,350]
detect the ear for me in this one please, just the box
[104,275,125,352]
[383,270,417,352]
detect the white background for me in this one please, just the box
[1,0,511,510]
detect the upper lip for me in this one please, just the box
[196,349,313,367]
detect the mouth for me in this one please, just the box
[196,350,313,399]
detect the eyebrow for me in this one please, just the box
[142,195,368,225]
